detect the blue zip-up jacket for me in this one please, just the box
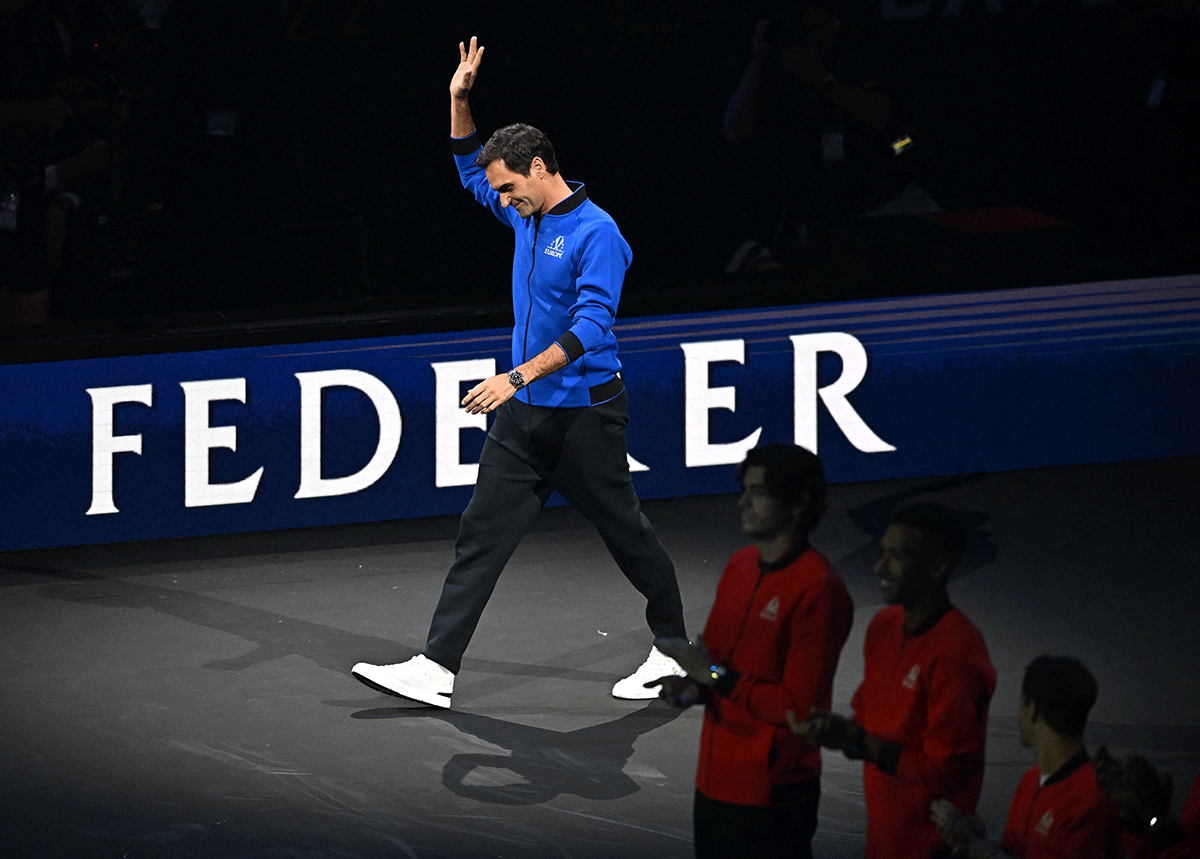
[452,132,631,408]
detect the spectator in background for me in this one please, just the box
[930,655,1123,858]
[1,0,122,325]
[649,443,854,859]
[790,501,995,859]
[721,0,939,276]
[1096,748,1200,859]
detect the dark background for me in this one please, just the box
[3,0,1198,351]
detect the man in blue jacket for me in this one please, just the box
[352,37,687,708]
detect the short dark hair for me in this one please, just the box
[889,502,966,565]
[1021,655,1098,738]
[476,123,560,176]
[736,443,827,534]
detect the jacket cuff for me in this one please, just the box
[451,131,481,157]
[875,741,903,775]
[556,331,585,363]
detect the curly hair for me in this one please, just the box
[736,443,827,535]
[889,502,967,566]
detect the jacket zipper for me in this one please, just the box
[1024,782,1042,847]
[522,217,538,407]
[702,568,768,789]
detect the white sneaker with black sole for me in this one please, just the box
[352,654,454,708]
[611,645,685,700]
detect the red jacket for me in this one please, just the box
[1001,753,1122,859]
[695,544,853,806]
[851,604,996,859]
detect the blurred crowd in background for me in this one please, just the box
[2,0,1197,335]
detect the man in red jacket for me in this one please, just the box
[930,654,1123,858]
[790,501,996,859]
[648,443,854,859]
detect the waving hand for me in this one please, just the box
[451,36,485,100]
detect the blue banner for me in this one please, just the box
[2,275,1197,551]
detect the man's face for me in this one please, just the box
[739,465,801,542]
[486,158,546,219]
[873,524,941,606]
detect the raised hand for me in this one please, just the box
[451,36,485,100]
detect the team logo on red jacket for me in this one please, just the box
[902,664,920,690]
[1035,810,1054,835]
[759,596,780,622]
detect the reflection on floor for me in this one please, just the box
[1,458,1197,858]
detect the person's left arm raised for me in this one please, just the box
[449,32,568,414]
[450,36,484,138]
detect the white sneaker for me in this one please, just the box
[351,654,454,708]
[612,645,685,700]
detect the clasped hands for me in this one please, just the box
[642,641,874,746]
[1094,744,1174,831]
[929,799,992,859]
[785,708,864,751]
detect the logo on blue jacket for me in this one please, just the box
[544,235,565,259]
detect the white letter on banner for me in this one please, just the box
[294,370,401,499]
[86,383,154,515]
[181,378,264,507]
[432,358,494,488]
[682,339,763,467]
[790,332,895,454]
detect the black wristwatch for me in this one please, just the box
[508,369,526,390]
[843,723,869,760]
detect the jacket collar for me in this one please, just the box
[905,601,954,638]
[757,542,810,573]
[544,181,587,217]
[1043,749,1090,787]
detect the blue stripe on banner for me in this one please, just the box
[1,275,1197,551]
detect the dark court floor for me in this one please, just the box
[2,457,1198,859]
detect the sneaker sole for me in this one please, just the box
[352,668,452,709]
